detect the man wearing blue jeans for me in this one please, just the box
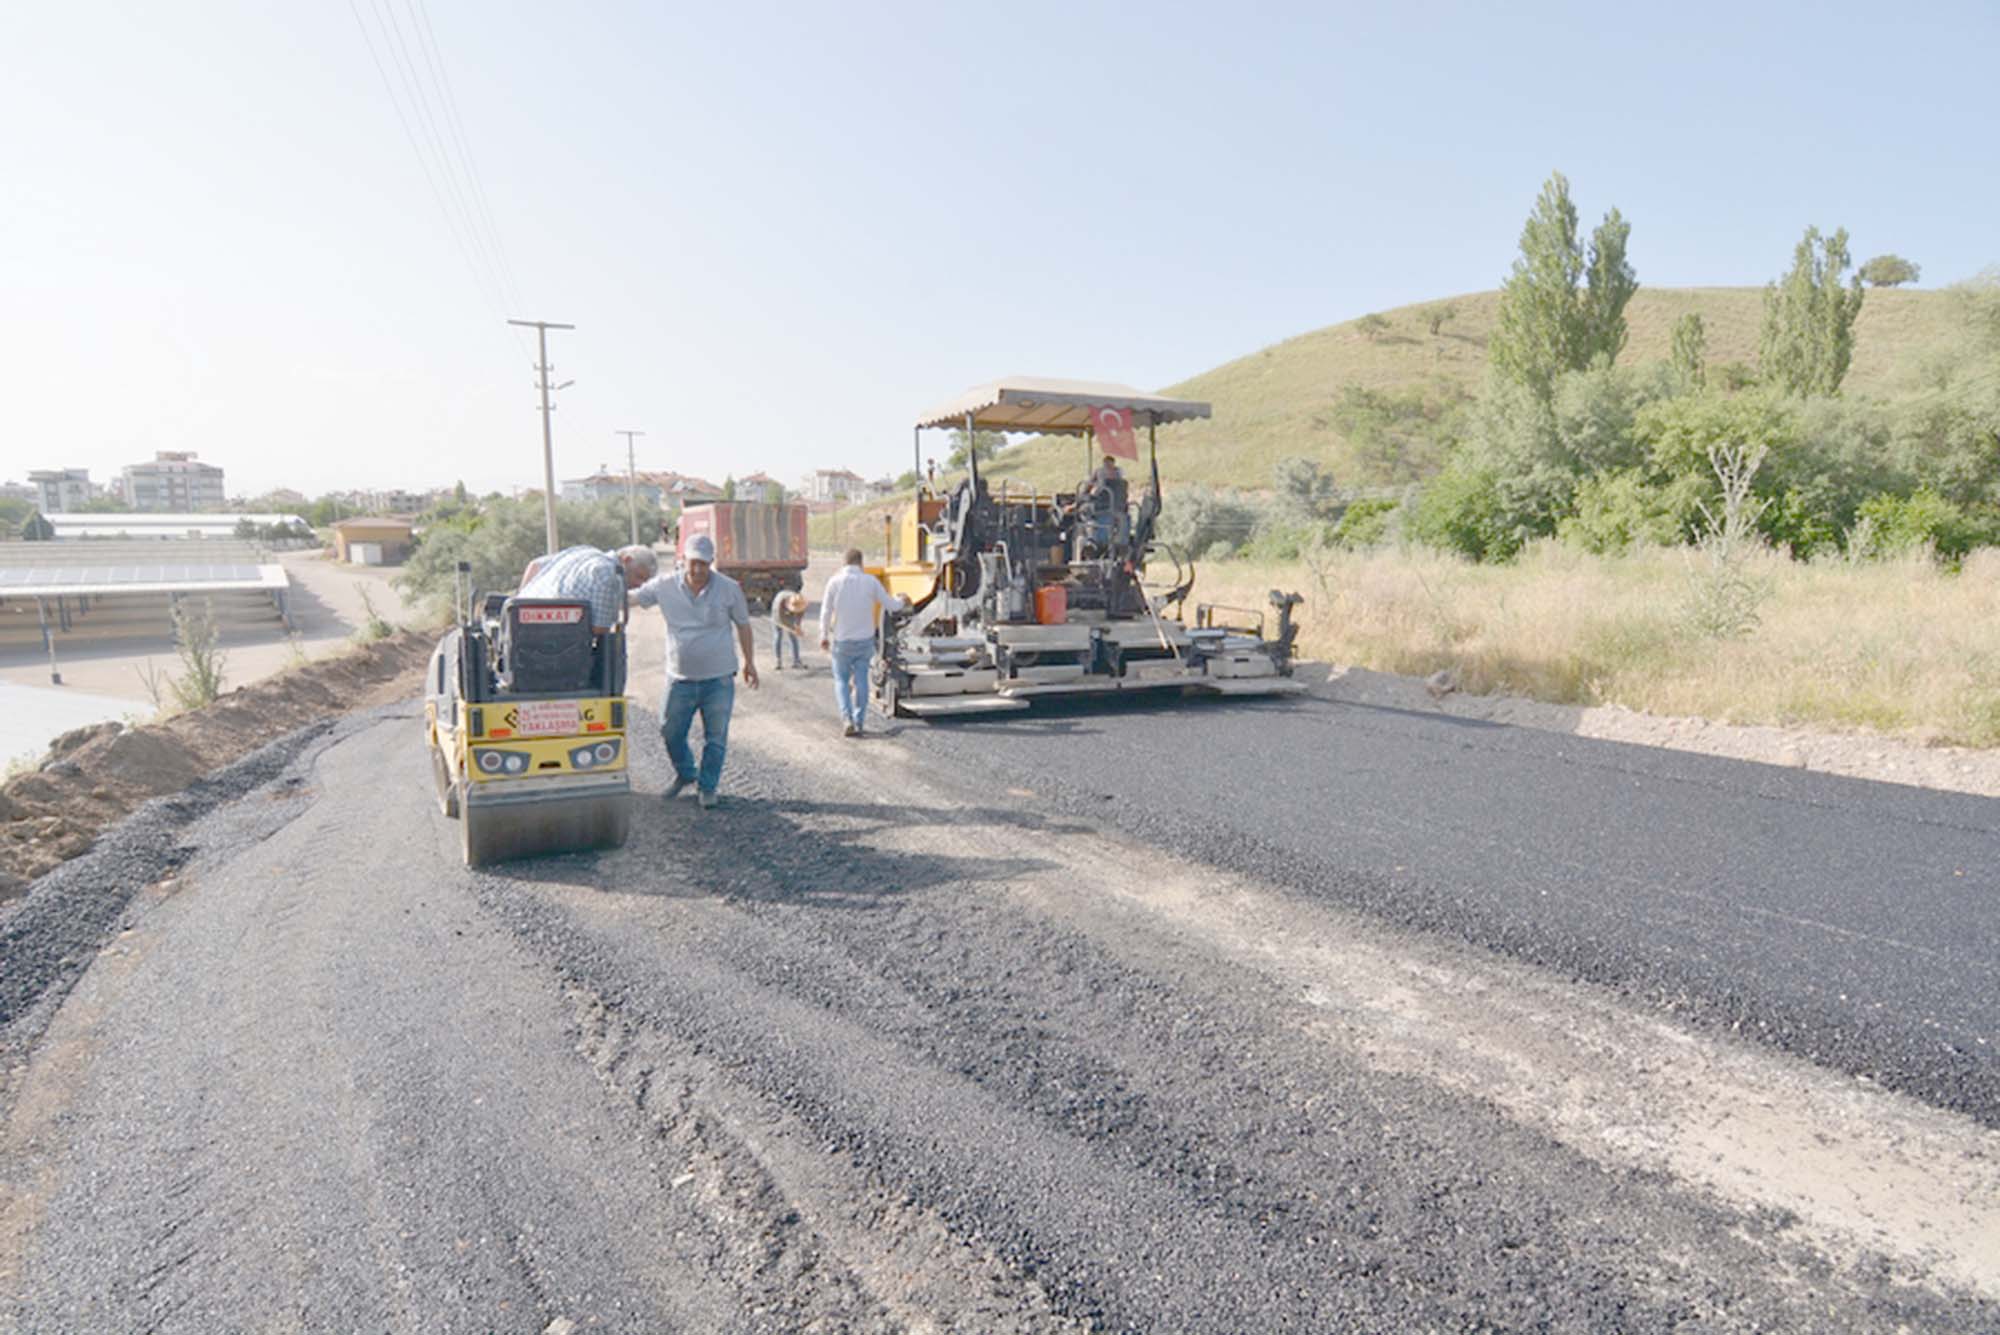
[632,534,758,809]
[817,547,895,737]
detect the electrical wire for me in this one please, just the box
[346,0,525,357]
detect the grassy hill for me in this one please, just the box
[982,287,1960,492]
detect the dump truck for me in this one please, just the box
[426,566,632,867]
[869,377,1304,718]
[671,501,808,612]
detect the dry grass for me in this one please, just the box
[987,286,1959,492]
[1195,542,2000,747]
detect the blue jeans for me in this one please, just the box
[661,675,734,793]
[831,640,873,728]
[772,620,803,666]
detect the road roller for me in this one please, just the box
[425,582,631,867]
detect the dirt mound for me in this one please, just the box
[0,629,432,895]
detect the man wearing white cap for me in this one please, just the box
[632,532,758,809]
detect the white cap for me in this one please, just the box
[685,534,716,562]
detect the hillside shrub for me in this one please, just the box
[1410,460,1520,561]
[1156,485,1262,559]
[1558,470,1698,554]
[1329,383,1470,483]
[1331,497,1400,549]
[1854,489,1998,561]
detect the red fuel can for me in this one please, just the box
[1034,584,1068,625]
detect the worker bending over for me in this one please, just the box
[817,548,894,737]
[518,544,657,633]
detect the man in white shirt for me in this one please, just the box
[816,547,895,736]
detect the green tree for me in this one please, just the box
[722,475,737,500]
[395,497,633,614]
[946,427,1003,469]
[1488,172,1638,401]
[453,479,469,504]
[1424,303,1458,337]
[1670,312,1708,392]
[1858,254,1920,288]
[1759,225,1866,396]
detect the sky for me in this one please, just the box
[3,0,1995,499]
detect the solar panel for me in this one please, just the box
[0,563,286,598]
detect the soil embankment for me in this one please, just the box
[0,630,431,895]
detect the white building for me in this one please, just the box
[803,467,872,503]
[562,470,663,510]
[28,468,95,513]
[121,452,226,511]
[736,472,785,504]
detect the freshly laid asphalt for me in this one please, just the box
[2,678,1995,1331]
[898,691,2000,1127]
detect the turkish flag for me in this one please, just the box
[1091,405,1139,460]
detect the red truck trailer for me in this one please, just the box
[672,502,809,612]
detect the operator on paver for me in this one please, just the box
[632,533,758,808]
[516,544,657,633]
[1083,455,1126,554]
[817,547,895,737]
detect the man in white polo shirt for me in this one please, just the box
[816,547,894,737]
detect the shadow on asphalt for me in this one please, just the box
[490,793,1071,906]
[912,689,1311,737]
[1310,698,1510,731]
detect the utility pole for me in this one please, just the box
[507,318,575,554]
[616,429,646,545]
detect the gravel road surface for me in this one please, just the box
[2,657,1995,1331]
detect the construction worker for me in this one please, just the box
[771,591,808,670]
[517,544,657,633]
[1085,455,1127,553]
[632,534,758,808]
[817,547,894,737]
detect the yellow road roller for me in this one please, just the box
[426,584,631,867]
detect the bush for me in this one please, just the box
[1409,461,1521,561]
[1854,489,1999,561]
[1331,497,1400,549]
[1155,485,1262,558]
[1558,470,1698,554]
[1329,383,1469,483]
[1272,456,1337,524]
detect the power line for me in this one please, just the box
[405,0,525,313]
[346,0,523,355]
[373,0,511,309]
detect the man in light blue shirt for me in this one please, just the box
[632,534,758,808]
